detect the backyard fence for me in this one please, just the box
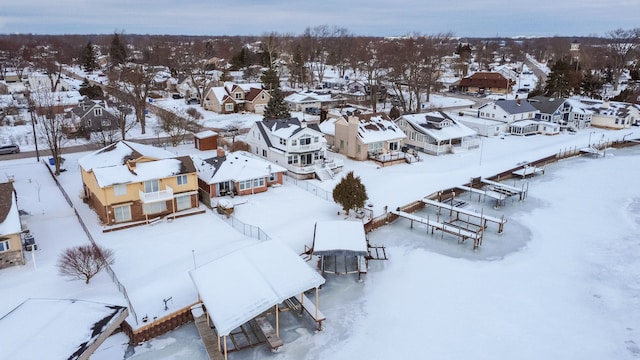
[215,210,272,241]
[284,174,332,201]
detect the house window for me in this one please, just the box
[176,174,188,185]
[314,136,319,143]
[113,184,127,196]
[280,138,287,145]
[87,119,92,127]
[101,119,111,127]
[225,103,234,111]
[261,93,265,100]
[300,137,311,145]
[389,142,399,151]
[94,108,103,116]
[143,201,167,215]
[235,92,243,99]
[113,205,132,223]
[144,179,160,193]
[253,178,265,188]
[239,179,252,190]
[269,172,276,182]
[262,149,267,157]
[176,194,191,211]
[0,239,10,252]
[292,139,297,146]
[340,140,344,149]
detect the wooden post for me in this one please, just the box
[224,335,228,360]
[315,287,319,322]
[275,304,279,338]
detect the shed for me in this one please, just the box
[312,220,368,279]
[194,130,219,151]
[190,240,325,357]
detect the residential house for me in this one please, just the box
[569,99,638,130]
[457,72,515,95]
[396,111,479,155]
[0,181,24,269]
[78,140,200,225]
[30,90,83,115]
[478,99,539,124]
[245,117,343,180]
[284,91,341,112]
[202,82,269,114]
[528,96,571,125]
[192,149,287,206]
[563,99,593,129]
[333,113,407,161]
[448,111,506,137]
[69,97,119,135]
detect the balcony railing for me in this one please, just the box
[285,159,344,175]
[139,185,174,203]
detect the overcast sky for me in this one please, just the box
[2,0,638,38]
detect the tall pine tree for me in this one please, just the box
[80,41,98,73]
[332,171,368,215]
[262,88,290,120]
[109,33,127,67]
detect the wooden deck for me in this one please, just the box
[254,316,283,351]
[191,306,224,360]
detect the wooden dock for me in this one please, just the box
[391,210,484,249]
[512,166,545,178]
[191,305,224,360]
[422,198,507,233]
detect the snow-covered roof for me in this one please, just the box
[190,240,325,336]
[312,220,368,256]
[0,182,21,236]
[318,117,338,136]
[193,130,218,139]
[284,92,332,104]
[93,158,183,187]
[0,298,127,360]
[31,90,83,107]
[350,113,406,144]
[78,140,176,172]
[401,112,478,141]
[193,151,286,184]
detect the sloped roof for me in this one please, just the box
[258,117,322,139]
[78,140,176,172]
[491,99,538,115]
[400,112,478,141]
[348,113,406,144]
[193,151,286,185]
[312,220,368,256]
[244,87,267,102]
[459,72,509,88]
[0,298,127,360]
[190,240,325,336]
[528,96,567,114]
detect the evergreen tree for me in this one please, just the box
[544,58,572,98]
[262,88,290,120]
[580,70,603,99]
[332,171,368,215]
[261,68,280,91]
[79,78,104,99]
[109,33,127,67]
[80,41,98,73]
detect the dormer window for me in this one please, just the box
[94,108,103,116]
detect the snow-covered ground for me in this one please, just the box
[1,122,639,359]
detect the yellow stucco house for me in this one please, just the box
[78,141,199,225]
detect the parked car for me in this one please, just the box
[172,93,184,99]
[305,107,321,115]
[0,144,20,155]
[186,98,200,105]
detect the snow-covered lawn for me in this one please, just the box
[1,125,639,359]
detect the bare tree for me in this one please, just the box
[57,244,115,284]
[110,64,154,134]
[158,108,202,146]
[171,42,216,104]
[29,88,71,175]
[605,28,640,90]
[261,32,281,68]
[352,39,385,112]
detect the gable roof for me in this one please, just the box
[400,111,477,141]
[244,87,267,102]
[459,72,510,88]
[78,140,176,172]
[193,151,286,184]
[482,99,538,115]
[528,96,567,114]
[0,182,21,236]
[258,117,322,139]
[91,156,194,188]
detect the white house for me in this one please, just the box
[396,111,479,155]
[478,99,539,124]
[447,111,506,137]
[245,117,342,180]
